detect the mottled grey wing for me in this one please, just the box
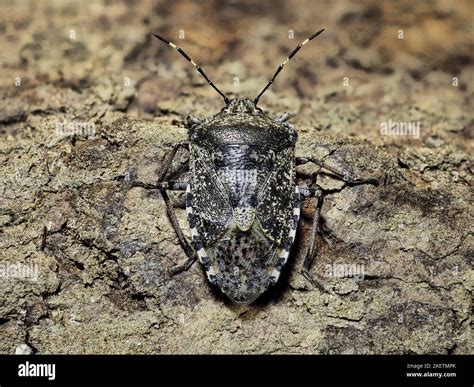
[190,146,233,245]
[256,147,296,244]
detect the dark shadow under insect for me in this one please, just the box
[133,29,378,305]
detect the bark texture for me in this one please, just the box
[0,0,472,354]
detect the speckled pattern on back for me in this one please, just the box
[185,99,300,304]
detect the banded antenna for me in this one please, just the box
[253,28,325,105]
[153,33,229,104]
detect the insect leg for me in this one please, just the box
[299,187,324,288]
[155,142,199,274]
[130,180,186,190]
[296,156,379,185]
[160,183,198,275]
[158,141,189,183]
[299,186,319,197]
[277,112,291,123]
[125,143,195,274]
[128,177,195,274]
[126,141,188,191]
[186,115,202,128]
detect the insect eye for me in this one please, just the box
[188,127,199,141]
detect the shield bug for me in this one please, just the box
[147,29,376,304]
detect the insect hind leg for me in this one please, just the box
[299,187,325,290]
[128,177,196,275]
[159,182,197,275]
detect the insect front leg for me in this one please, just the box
[296,156,379,185]
[277,112,291,123]
[186,115,202,127]
[299,187,324,289]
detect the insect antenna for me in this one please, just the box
[253,28,325,105]
[152,33,229,104]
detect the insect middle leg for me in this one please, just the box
[158,142,198,274]
[133,141,197,274]
[296,156,379,185]
[296,155,379,289]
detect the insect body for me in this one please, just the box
[151,29,371,304]
[185,98,300,303]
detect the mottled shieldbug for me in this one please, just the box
[147,29,375,304]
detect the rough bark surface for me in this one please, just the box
[0,0,472,354]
